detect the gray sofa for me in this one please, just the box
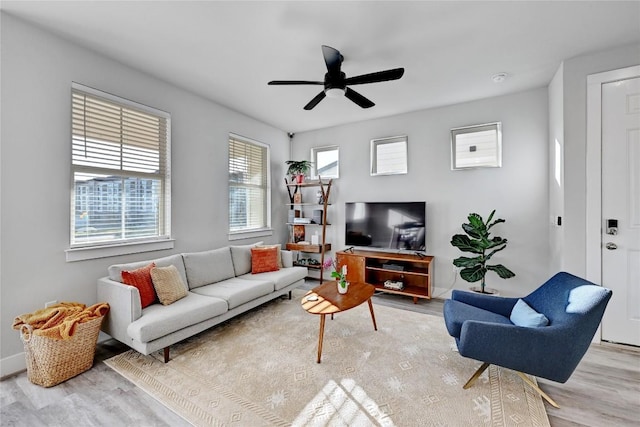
[97,244,307,362]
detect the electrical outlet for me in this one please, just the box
[45,300,58,308]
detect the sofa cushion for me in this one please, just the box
[281,250,294,268]
[127,292,228,343]
[251,246,280,274]
[239,266,307,291]
[121,263,157,308]
[151,265,189,305]
[108,254,187,286]
[257,244,283,268]
[190,277,274,309]
[183,247,235,289]
[229,242,262,276]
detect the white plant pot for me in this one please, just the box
[337,282,349,294]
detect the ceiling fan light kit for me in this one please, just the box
[325,87,346,98]
[268,45,404,110]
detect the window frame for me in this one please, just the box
[66,83,172,261]
[228,133,272,240]
[370,135,408,176]
[451,122,502,170]
[310,145,340,179]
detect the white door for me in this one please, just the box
[601,76,640,346]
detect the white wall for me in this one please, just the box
[0,14,289,368]
[560,43,640,278]
[291,88,550,299]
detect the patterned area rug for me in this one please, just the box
[105,291,550,427]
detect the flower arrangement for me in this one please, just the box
[323,257,348,293]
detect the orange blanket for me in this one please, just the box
[13,302,109,340]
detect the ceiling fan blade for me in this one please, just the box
[268,80,323,85]
[345,87,374,108]
[344,68,405,86]
[304,91,327,110]
[321,45,343,77]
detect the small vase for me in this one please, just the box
[337,281,349,294]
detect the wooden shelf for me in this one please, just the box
[286,243,332,253]
[373,284,429,299]
[286,177,333,282]
[285,180,332,188]
[293,262,322,269]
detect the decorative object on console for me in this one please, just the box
[383,280,404,290]
[451,210,515,294]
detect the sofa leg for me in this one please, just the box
[288,291,292,300]
[163,346,170,363]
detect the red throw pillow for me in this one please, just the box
[251,247,279,274]
[122,262,157,308]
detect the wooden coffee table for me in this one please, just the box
[301,281,377,363]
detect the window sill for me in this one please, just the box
[228,228,273,241]
[66,239,175,262]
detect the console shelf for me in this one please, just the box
[336,249,434,303]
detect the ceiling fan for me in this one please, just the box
[268,45,405,110]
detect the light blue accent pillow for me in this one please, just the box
[510,299,549,327]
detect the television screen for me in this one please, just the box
[345,202,426,251]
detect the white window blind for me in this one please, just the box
[228,134,270,233]
[70,83,171,247]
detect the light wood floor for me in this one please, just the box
[2,284,639,426]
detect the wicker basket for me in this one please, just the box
[19,315,104,387]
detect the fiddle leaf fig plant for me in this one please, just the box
[451,210,515,293]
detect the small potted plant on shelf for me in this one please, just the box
[285,160,313,183]
[450,210,515,294]
[323,257,349,294]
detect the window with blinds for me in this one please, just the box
[228,134,270,233]
[71,83,171,247]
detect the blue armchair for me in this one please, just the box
[443,272,612,408]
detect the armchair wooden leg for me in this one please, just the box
[516,371,560,409]
[463,362,490,389]
[163,346,170,363]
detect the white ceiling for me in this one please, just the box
[2,1,640,133]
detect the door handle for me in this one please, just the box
[605,242,617,250]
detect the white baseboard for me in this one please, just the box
[0,352,27,379]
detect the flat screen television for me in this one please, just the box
[345,202,426,252]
